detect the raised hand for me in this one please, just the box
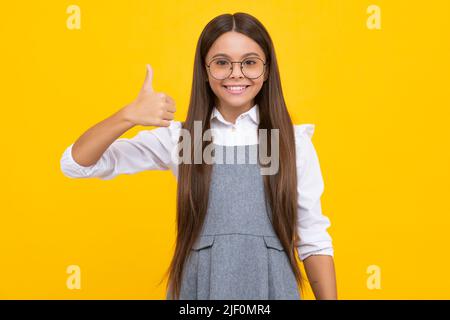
[122,64,176,127]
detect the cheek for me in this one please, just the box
[209,79,224,95]
[249,80,264,94]
[205,72,217,89]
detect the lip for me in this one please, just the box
[222,85,251,95]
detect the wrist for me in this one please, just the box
[117,104,136,127]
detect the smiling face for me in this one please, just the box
[205,31,268,113]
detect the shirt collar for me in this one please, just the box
[210,103,260,125]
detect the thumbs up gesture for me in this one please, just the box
[122,64,176,127]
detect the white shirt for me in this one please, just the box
[60,103,334,261]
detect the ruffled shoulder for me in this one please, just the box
[147,120,183,147]
[293,123,315,143]
[167,120,183,146]
[293,124,316,169]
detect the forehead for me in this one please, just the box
[206,31,265,60]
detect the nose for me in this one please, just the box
[229,62,244,78]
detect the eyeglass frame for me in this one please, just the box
[205,56,267,80]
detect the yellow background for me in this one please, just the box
[1,0,449,299]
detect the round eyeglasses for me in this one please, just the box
[206,57,266,80]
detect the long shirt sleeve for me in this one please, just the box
[294,124,334,261]
[60,120,182,180]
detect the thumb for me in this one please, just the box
[141,64,154,92]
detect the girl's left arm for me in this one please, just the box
[303,255,337,299]
[294,124,337,299]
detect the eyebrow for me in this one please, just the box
[211,52,261,59]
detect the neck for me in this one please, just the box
[216,101,254,124]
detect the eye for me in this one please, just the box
[215,59,230,66]
[244,59,257,65]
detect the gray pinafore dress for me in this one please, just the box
[167,143,301,300]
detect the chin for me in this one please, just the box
[223,98,253,107]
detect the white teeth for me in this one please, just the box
[226,86,247,91]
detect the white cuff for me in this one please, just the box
[297,242,334,261]
[60,143,99,178]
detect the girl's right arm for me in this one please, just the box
[60,64,178,180]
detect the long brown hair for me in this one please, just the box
[162,12,306,299]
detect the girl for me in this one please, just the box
[60,12,337,300]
